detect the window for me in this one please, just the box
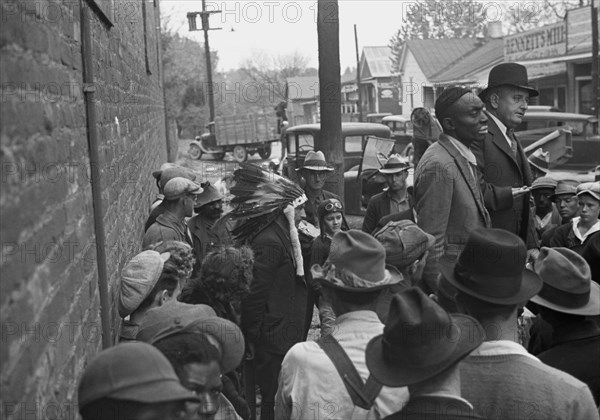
[345,136,363,153]
[287,133,314,154]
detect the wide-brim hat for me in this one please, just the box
[440,228,542,305]
[137,302,244,373]
[365,288,484,387]
[78,342,200,410]
[312,230,402,293]
[479,63,539,100]
[296,150,334,172]
[379,155,411,174]
[531,247,600,316]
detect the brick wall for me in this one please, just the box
[0,0,167,417]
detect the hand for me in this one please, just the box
[512,186,530,198]
[245,342,255,361]
[527,248,540,266]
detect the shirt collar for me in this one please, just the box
[572,217,600,241]
[487,112,513,147]
[413,394,474,409]
[446,135,477,166]
[470,340,539,361]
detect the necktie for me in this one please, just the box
[506,129,518,157]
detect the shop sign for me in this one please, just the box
[505,22,566,60]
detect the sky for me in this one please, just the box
[160,1,407,71]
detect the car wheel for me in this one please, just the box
[233,145,248,163]
[188,144,202,160]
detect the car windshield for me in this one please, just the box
[360,136,396,171]
[345,136,364,153]
[288,133,314,154]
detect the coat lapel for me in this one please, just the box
[486,113,524,173]
[439,135,489,223]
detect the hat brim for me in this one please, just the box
[107,378,200,405]
[439,256,542,305]
[577,190,600,201]
[151,317,245,373]
[365,314,484,387]
[315,265,403,293]
[152,170,163,179]
[296,166,334,172]
[379,167,410,174]
[479,84,539,100]
[530,281,600,316]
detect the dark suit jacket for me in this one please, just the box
[384,396,485,419]
[362,190,410,235]
[471,114,537,247]
[415,135,491,291]
[538,320,600,405]
[241,215,308,355]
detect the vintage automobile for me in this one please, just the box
[282,122,391,178]
[516,111,599,171]
[380,115,414,160]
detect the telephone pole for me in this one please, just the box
[187,1,221,123]
[591,0,599,121]
[354,24,363,122]
[317,0,343,198]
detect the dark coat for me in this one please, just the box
[538,320,600,405]
[188,214,233,269]
[241,215,308,355]
[384,396,485,420]
[362,190,410,235]
[548,223,599,254]
[471,113,537,247]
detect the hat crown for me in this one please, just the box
[78,342,181,408]
[301,150,333,171]
[328,230,386,283]
[374,220,434,267]
[163,177,201,200]
[480,63,539,98]
[536,247,592,295]
[552,179,579,196]
[194,183,223,208]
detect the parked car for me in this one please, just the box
[380,115,414,161]
[516,111,599,171]
[365,113,392,123]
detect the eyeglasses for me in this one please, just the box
[324,200,343,212]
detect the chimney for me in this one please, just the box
[488,21,503,39]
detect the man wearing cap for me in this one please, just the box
[531,247,600,404]
[548,181,600,252]
[442,228,599,419]
[118,250,176,341]
[188,182,233,271]
[137,301,247,420]
[78,342,199,420]
[473,62,538,250]
[362,155,412,235]
[146,165,198,232]
[541,179,580,246]
[414,87,491,293]
[275,230,409,420]
[366,288,485,419]
[530,176,560,240]
[142,177,202,249]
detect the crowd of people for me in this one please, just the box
[77,62,600,420]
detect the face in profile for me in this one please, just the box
[490,87,530,128]
[444,93,488,145]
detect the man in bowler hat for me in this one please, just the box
[474,63,539,252]
[366,288,485,419]
[442,228,598,419]
[414,87,491,293]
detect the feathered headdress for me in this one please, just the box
[222,164,307,275]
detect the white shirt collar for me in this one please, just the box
[470,340,539,361]
[487,112,513,148]
[446,135,477,166]
[572,217,600,241]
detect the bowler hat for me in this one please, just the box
[379,155,411,174]
[374,220,435,268]
[78,342,199,411]
[440,228,542,305]
[479,63,539,99]
[365,288,484,387]
[531,247,600,316]
[137,301,244,373]
[311,230,402,292]
[297,150,334,172]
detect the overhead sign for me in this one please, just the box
[504,22,567,61]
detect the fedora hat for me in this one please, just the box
[311,230,402,292]
[137,301,244,373]
[440,228,542,305]
[297,150,334,172]
[531,247,600,316]
[366,288,484,387]
[479,63,539,99]
[379,155,411,174]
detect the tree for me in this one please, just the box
[503,0,590,34]
[161,22,218,138]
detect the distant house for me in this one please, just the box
[359,46,402,116]
[341,68,359,122]
[286,76,319,125]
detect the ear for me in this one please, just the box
[488,92,500,110]
[441,117,455,132]
[159,289,170,305]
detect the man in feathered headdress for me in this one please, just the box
[224,163,309,420]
